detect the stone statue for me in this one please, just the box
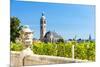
[18,25,34,66]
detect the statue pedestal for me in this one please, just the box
[11,47,34,67]
[18,47,34,66]
[20,47,34,59]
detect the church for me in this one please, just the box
[40,12,63,43]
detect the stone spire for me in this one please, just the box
[42,12,44,16]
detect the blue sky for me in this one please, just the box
[11,0,95,40]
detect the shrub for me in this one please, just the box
[10,42,23,51]
[11,41,95,61]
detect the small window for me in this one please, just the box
[44,20,46,24]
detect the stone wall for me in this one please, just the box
[11,51,89,67]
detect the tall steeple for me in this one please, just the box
[40,12,46,40]
[89,34,91,40]
[42,12,44,16]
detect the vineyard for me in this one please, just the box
[11,40,95,61]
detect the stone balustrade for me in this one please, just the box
[11,51,90,67]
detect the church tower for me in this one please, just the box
[40,12,46,40]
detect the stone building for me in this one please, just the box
[40,12,63,43]
[43,31,63,43]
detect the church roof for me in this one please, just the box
[44,31,62,39]
[41,12,46,20]
[41,16,46,20]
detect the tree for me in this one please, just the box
[57,38,64,43]
[10,16,22,43]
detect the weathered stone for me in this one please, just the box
[11,51,89,67]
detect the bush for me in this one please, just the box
[32,41,95,61]
[10,42,23,51]
[11,41,95,61]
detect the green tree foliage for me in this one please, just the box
[10,16,22,42]
[57,38,64,43]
